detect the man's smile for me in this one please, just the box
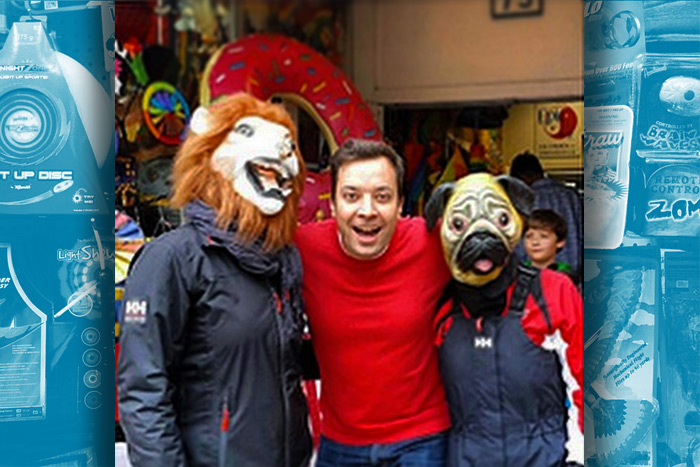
[351,225,383,243]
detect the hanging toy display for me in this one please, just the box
[117,39,193,150]
[115,37,194,236]
[142,82,191,146]
[455,107,508,174]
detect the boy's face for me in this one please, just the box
[523,227,565,267]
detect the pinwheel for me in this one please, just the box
[142,81,190,145]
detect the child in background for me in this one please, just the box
[523,209,579,285]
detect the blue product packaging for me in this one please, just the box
[586,2,700,467]
[584,105,635,249]
[0,1,114,465]
[0,216,115,465]
[633,54,700,154]
[584,1,646,244]
[0,242,47,423]
[584,1,646,109]
[0,8,113,215]
[659,251,700,467]
[583,248,659,467]
[630,54,700,236]
[637,153,700,237]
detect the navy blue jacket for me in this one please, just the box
[117,202,312,467]
[436,266,578,467]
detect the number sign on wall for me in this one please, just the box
[491,0,544,19]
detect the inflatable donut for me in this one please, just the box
[201,34,382,153]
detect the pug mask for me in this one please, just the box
[426,173,534,287]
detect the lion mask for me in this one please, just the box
[171,93,304,252]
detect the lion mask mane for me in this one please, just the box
[171,93,304,252]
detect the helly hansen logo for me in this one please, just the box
[124,300,147,324]
[474,336,493,349]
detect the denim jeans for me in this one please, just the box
[315,431,447,466]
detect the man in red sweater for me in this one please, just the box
[295,139,452,465]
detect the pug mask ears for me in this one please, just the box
[495,175,534,217]
[425,182,455,230]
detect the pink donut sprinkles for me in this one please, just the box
[202,34,382,151]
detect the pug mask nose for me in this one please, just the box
[464,231,499,246]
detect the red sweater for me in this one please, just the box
[295,218,452,445]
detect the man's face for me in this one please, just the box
[523,227,564,268]
[332,156,402,260]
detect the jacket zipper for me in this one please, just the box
[492,318,508,467]
[271,286,291,467]
[219,392,230,467]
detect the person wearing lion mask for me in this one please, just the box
[118,93,312,467]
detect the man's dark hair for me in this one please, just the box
[526,209,568,246]
[510,151,544,184]
[330,138,405,200]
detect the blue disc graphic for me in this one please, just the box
[0,88,67,165]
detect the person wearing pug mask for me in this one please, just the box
[426,173,583,467]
